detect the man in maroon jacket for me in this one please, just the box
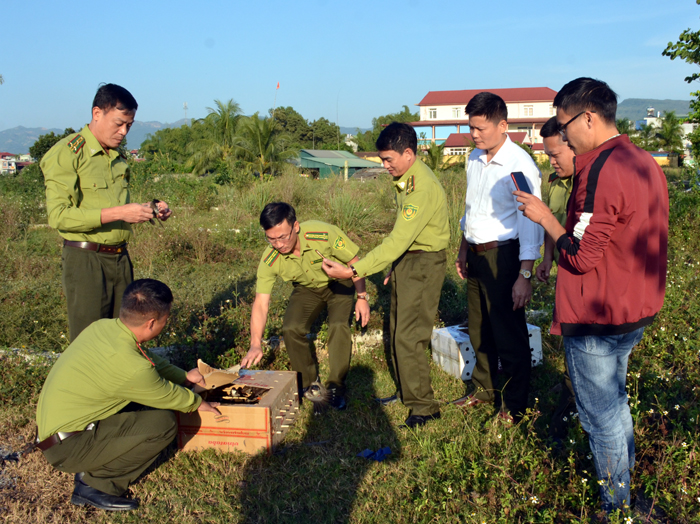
[516,77,668,514]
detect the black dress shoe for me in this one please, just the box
[401,412,441,428]
[375,394,398,405]
[71,474,139,511]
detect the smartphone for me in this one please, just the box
[510,171,532,194]
[314,249,327,259]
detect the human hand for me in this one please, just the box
[383,269,392,286]
[512,276,532,311]
[355,298,370,327]
[156,200,172,221]
[197,400,221,415]
[322,258,353,279]
[536,260,552,283]
[120,203,156,224]
[240,346,263,368]
[514,191,552,225]
[455,253,468,280]
[185,368,207,388]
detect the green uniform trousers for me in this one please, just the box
[390,250,446,417]
[467,241,531,418]
[282,279,355,390]
[62,245,134,342]
[41,409,177,496]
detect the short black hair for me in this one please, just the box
[553,77,617,125]
[540,117,560,139]
[93,83,138,113]
[465,92,507,124]
[260,202,296,231]
[376,122,417,154]
[120,279,173,326]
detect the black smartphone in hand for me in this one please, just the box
[511,171,532,194]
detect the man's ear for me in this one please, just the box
[92,106,103,123]
[498,119,508,134]
[146,317,157,331]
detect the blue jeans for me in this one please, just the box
[564,327,645,513]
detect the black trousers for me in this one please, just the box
[467,242,531,417]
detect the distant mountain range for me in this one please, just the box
[616,99,691,122]
[1,99,691,155]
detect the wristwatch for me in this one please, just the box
[519,269,532,279]
[357,293,370,301]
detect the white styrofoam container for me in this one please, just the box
[430,324,542,381]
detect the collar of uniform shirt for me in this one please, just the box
[476,134,512,166]
[391,168,413,191]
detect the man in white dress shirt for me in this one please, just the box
[454,92,543,422]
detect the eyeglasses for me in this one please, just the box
[558,110,596,137]
[265,229,294,245]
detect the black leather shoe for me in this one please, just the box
[328,385,347,410]
[401,412,441,428]
[71,473,139,511]
[375,394,398,405]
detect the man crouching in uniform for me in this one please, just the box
[35,279,220,511]
[240,202,370,411]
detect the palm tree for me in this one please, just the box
[186,99,242,174]
[422,141,446,171]
[631,123,659,151]
[616,118,633,135]
[658,111,684,154]
[235,113,298,176]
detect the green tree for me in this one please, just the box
[657,111,685,154]
[0,74,4,85]
[140,121,208,163]
[616,118,634,135]
[663,2,700,159]
[630,123,659,151]
[310,117,341,149]
[235,113,298,176]
[269,106,312,146]
[186,99,242,174]
[422,141,446,171]
[29,128,76,163]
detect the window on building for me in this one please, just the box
[452,107,461,118]
[523,105,533,117]
[449,148,467,155]
[429,108,437,119]
[549,104,554,116]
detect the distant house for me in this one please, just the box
[296,150,381,179]
[443,132,527,156]
[639,106,699,160]
[409,87,557,150]
[0,152,16,175]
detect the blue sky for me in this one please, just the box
[1,0,699,131]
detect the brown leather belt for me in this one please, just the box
[64,240,128,255]
[468,239,516,253]
[36,423,95,452]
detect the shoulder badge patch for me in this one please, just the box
[406,175,415,195]
[402,204,419,221]
[304,231,328,242]
[264,249,280,267]
[333,236,346,250]
[67,135,86,154]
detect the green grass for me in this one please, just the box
[0,163,698,523]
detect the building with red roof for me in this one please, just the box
[410,87,557,150]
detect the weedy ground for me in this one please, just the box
[0,163,698,523]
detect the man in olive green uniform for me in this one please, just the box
[240,202,369,410]
[535,117,577,440]
[41,83,171,341]
[322,123,449,428]
[36,279,220,511]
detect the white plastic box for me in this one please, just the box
[430,324,542,381]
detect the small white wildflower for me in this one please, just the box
[598,480,606,486]
[661,327,665,331]
[570,439,575,444]
[582,478,588,484]
[648,408,654,414]
[682,442,688,448]
[497,434,502,439]
[587,454,592,459]
[681,487,687,494]
[663,411,668,416]
[619,482,626,488]
[530,496,538,504]
[675,405,680,410]
[448,487,452,493]
[563,416,568,422]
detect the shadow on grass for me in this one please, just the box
[237,364,399,524]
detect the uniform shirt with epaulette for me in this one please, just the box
[41,124,132,245]
[36,318,201,441]
[352,159,450,278]
[256,221,360,294]
[547,172,573,263]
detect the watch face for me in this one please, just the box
[520,270,532,279]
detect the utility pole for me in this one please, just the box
[183,102,188,122]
